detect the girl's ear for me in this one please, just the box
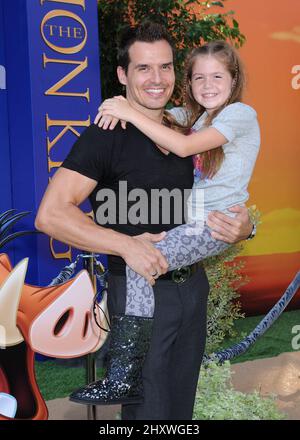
[117,66,127,86]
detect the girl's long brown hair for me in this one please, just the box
[185,41,246,178]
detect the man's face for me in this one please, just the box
[117,40,175,118]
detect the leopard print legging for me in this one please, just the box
[125,222,229,317]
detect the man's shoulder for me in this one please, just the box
[75,123,128,155]
[62,124,125,181]
[80,123,118,141]
[76,123,146,158]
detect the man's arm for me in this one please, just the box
[206,205,253,243]
[35,167,168,285]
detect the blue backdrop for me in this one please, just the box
[0,0,104,285]
[0,1,14,261]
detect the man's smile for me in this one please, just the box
[144,87,166,97]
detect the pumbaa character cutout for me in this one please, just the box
[0,254,108,420]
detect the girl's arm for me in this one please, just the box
[100,97,227,157]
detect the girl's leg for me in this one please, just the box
[125,223,229,317]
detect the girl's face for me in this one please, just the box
[190,55,233,114]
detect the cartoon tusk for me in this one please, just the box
[0,258,28,347]
[0,393,17,418]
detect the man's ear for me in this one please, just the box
[117,66,127,86]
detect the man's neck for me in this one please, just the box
[128,100,170,155]
[128,100,164,123]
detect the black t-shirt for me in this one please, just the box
[62,123,194,273]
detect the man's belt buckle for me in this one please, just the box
[171,266,191,284]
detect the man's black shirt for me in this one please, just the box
[62,123,193,273]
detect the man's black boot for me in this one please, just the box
[69,314,153,405]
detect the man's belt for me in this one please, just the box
[159,262,203,283]
[109,261,203,283]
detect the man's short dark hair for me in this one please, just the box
[117,21,175,73]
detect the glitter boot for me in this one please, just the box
[69,314,153,405]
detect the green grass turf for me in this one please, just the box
[35,363,105,401]
[35,309,300,400]
[215,309,300,364]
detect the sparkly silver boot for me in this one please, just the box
[69,315,153,405]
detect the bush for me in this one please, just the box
[193,361,284,420]
[204,205,261,353]
[204,243,246,353]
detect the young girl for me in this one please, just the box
[98,40,260,314]
[73,41,260,405]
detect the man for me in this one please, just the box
[35,22,254,420]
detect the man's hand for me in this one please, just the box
[207,205,253,244]
[122,232,168,286]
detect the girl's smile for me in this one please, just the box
[191,55,233,114]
